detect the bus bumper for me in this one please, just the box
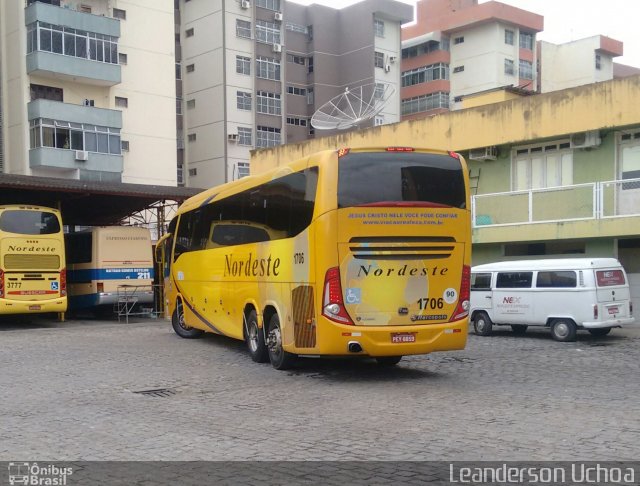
[298,317,469,357]
[0,298,67,315]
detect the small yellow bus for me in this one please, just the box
[0,205,67,315]
[164,147,471,369]
[66,226,154,311]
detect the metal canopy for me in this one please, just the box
[0,173,203,226]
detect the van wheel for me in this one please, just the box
[511,325,528,335]
[171,299,203,339]
[588,327,612,337]
[550,319,577,342]
[376,356,403,366]
[266,314,296,370]
[245,310,269,363]
[473,312,493,336]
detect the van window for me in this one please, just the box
[496,272,532,288]
[596,269,625,286]
[471,273,491,290]
[536,271,577,288]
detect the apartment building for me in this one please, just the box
[177,0,412,189]
[0,0,177,185]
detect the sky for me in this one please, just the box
[289,0,640,68]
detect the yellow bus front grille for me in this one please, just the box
[3,254,61,270]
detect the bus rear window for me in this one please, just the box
[0,210,61,235]
[337,152,466,209]
[596,269,625,286]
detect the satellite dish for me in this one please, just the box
[311,82,395,130]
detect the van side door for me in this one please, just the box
[492,271,534,324]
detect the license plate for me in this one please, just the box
[391,333,416,343]
[29,305,41,311]
[608,306,619,315]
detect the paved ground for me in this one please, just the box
[1,315,639,463]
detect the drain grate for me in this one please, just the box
[133,388,176,398]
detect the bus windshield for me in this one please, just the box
[337,152,466,209]
[0,209,61,235]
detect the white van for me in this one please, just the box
[470,258,635,341]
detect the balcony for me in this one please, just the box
[472,179,640,243]
[25,1,121,86]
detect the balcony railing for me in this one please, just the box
[472,178,640,228]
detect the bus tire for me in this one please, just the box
[588,327,612,337]
[511,324,528,335]
[171,299,203,339]
[473,312,493,336]
[550,318,577,342]
[266,314,296,370]
[376,356,402,366]
[245,310,269,363]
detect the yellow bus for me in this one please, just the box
[165,147,471,369]
[65,226,154,311]
[0,205,67,315]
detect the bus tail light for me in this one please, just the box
[593,304,599,320]
[386,147,415,152]
[448,151,460,160]
[60,268,67,296]
[322,267,354,325]
[337,148,350,158]
[0,269,4,298]
[450,264,470,322]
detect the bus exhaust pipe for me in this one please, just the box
[348,341,362,353]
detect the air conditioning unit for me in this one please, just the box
[240,0,250,9]
[469,146,498,161]
[228,133,238,142]
[570,130,601,149]
[384,64,391,73]
[274,11,283,21]
[75,150,89,161]
[272,43,282,53]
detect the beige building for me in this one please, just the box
[0,0,177,185]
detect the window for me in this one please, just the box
[595,53,602,70]
[256,56,280,80]
[236,55,251,75]
[401,63,449,87]
[237,91,252,111]
[374,83,384,100]
[257,91,281,115]
[236,19,252,39]
[115,96,128,108]
[519,60,533,79]
[0,210,60,235]
[176,97,183,115]
[512,142,573,190]
[30,84,63,102]
[256,126,281,148]
[238,127,252,146]
[536,271,577,288]
[496,272,533,289]
[188,133,196,142]
[374,19,384,37]
[121,140,130,152]
[186,64,195,73]
[189,168,197,176]
[186,99,196,109]
[29,118,121,155]
[237,162,250,179]
[256,0,281,10]
[619,131,640,189]
[374,115,384,126]
[185,28,194,38]
[79,4,92,13]
[596,270,626,287]
[285,22,308,34]
[307,56,314,73]
[286,117,307,126]
[113,8,126,20]
[505,29,514,45]
[306,88,314,105]
[453,66,464,73]
[471,273,492,291]
[287,86,307,96]
[401,92,450,115]
[401,40,447,59]
[176,62,182,79]
[255,20,281,44]
[454,36,464,45]
[520,32,534,50]
[287,54,306,65]
[504,59,515,76]
[374,51,384,69]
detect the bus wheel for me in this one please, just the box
[245,310,269,363]
[171,299,203,339]
[376,356,402,366]
[550,319,577,342]
[588,327,612,337]
[511,325,528,335]
[266,314,296,370]
[473,312,493,336]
